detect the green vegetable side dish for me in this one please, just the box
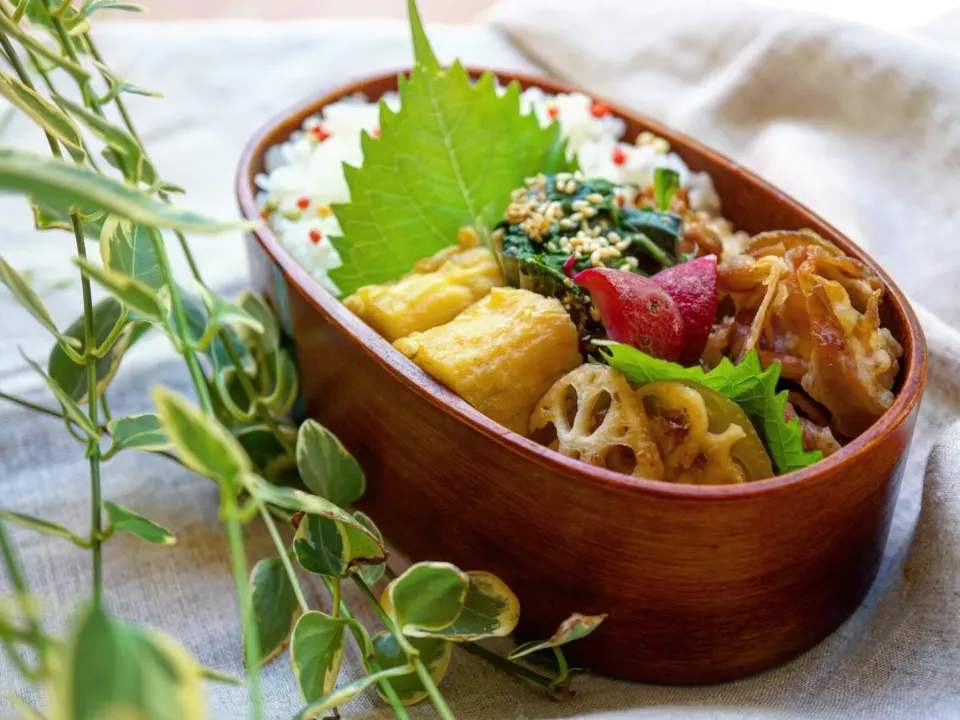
[492,173,682,330]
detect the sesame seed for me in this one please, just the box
[626,256,640,268]
[564,179,577,194]
[562,278,573,288]
[568,212,583,224]
[559,218,574,230]
[571,200,589,212]
[616,238,632,251]
[607,232,621,243]
[586,193,604,205]
[556,172,572,183]
[582,207,598,218]
[619,263,631,271]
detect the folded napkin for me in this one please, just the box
[2,6,959,720]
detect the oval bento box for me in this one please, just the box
[236,69,927,685]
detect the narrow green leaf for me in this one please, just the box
[0,71,84,158]
[30,197,104,238]
[235,291,280,352]
[106,414,169,454]
[5,694,47,720]
[21,353,99,439]
[296,420,365,508]
[260,347,298,415]
[50,605,205,719]
[104,502,175,546]
[0,147,252,233]
[152,387,250,486]
[354,512,385,585]
[99,214,164,290]
[234,424,300,488]
[290,611,349,704]
[100,145,158,187]
[248,556,299,667]
[82,0,148,17]
[73,257,164,321]
[100,81,163,105]
[47,297,133,404]
[372,632,451,707]
[0,508,85,545]
[56,94,144,179]
[295,665,415,719]
[416,571,520,642]
[158,181,185,195]
[0,256,78,348]
[198,666,243,686]
[0,13,90,81]
[241,474,383,560]
[507,612,607,660]
[195,282,265,347]
[381,562,469,636]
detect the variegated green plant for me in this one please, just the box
[0,1,605,718]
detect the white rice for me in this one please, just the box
[255,88,721,296]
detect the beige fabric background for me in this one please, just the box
[2,2,960,718]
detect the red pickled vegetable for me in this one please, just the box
[574,268,683,361]
[562,254,577,278]
[651,255,718,366]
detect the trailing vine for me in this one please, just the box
[0,1,606,717]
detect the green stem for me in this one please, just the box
[459,642,560,697]
[552,646,570,687]
[352,574,456,720]
[223,495,262,720]
[70,214,104,607]
[0,28,59,160]
[0,519,48,676]
[5,0,109,611]
[257,503,308,612]
[0,391,67,423]
[322,577,410,720]
[146,228,214,415]
[329,577,341,618]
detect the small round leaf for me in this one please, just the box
[371,631,452,707]
[104,502,175,546]
[152,387,250,487]
[419,571,519,642]
[247,557,300,667]
[49,605,205,720]
[296,420,365,508]
[290,611,347,704]
[381,562,469,636]
[507,612,607,660]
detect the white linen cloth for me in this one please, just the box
[1,5,959,719]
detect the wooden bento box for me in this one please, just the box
[236,69,926,684]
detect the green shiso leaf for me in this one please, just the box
[595,342,822,474]
[327,0,574,296]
